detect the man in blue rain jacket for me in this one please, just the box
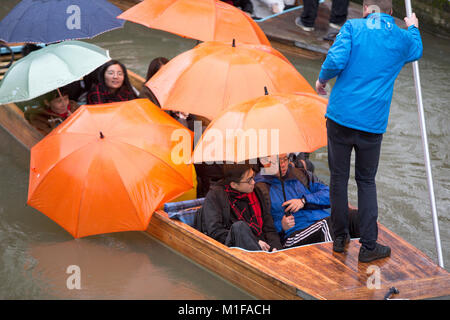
[315,0,423,262]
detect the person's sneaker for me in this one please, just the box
[295,17,314,32]
[323,29,339,41]
[358,243,391,263]
[323,23,342,41]
[329,22,343,30]
[333,234,350,253]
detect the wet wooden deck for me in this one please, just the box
[258,0,407,57]
[147,209,450,300]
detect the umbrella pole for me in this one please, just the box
[277,154,291,217]
[404,0,444,268]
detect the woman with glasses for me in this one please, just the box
[201,163,282,252]
[87,60,136,104]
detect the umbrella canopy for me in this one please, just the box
[0,40,110,104]
[117,0,270,45]
[147,41,315,120]
[0,0,124,44]
[27,99,194,238]
[192,93,328,163]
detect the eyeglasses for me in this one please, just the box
[279,156,289,164]
[105,71,124,77]
[239,175,255,184]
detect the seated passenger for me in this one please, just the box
[289,152,315,173]
[255,154,359,251]
[250,0,296,19]
[222,0,254,15]
[139,57,169,107]
[138,57,200,132]
[202,163,282,251]
[24,87,79,135]
[21,43,42,57]
[87,60,136,104]
[194,162,224,198]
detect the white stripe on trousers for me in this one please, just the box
[284,219,332,248]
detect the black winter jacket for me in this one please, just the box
[201,184,282,250]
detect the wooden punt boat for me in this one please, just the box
[0,45,448,300]
[1,70,449,300]
[148,209,450,300]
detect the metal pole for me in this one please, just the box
[404,0,444,268]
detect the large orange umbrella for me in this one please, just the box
[117,0,270,46]
[27,99,193,238]
[192,93,328,163]
[147,41,316,120]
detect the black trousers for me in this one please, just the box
[300,0,349,27]
[326,119,382,250]
[225,221,261,251]
[283,209,360,248]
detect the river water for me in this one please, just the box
[0,1,449,299]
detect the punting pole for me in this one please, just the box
[404,0,444,268]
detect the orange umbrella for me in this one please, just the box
[192,93,328,163]
[27,99,193,238]
[147,41,316,120]
[117,0,270,46]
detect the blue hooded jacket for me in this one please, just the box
[319,13,423,134]
[254,167,330,239]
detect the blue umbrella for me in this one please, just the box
[0,0,124,44]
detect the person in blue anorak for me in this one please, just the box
[315,0,422,262]
[254,154,360,248]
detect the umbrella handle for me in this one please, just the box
[277,154,292,217]
[0,42,14,68]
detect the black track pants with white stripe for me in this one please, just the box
[283,209,360,248]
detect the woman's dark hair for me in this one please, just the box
[83,67,100,91]
[222,163,254,185]
[22,43,42,57]
[98,59,135,95]
[39,85,71,108]
[145,57,169,81]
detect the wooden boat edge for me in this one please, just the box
[146,210,450,300]
[147,209,304,300]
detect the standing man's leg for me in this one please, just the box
[326,119,353,252]
[296,0,320,30]
[323,0,349,40]
[329,0,350,27]
[354,131,391,262]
